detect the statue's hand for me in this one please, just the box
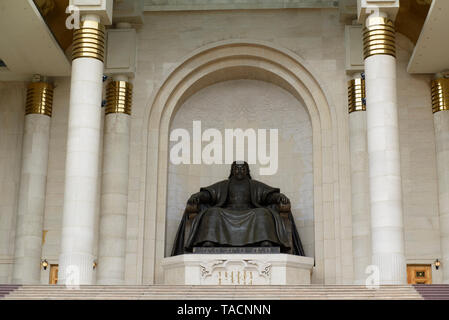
[187,194,200,206]
[278,193,290,205]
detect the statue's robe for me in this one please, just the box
[171,179,305,256]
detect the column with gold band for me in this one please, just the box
[97,77,133,284]
[105,80,133,115]
[363,17,396,60]
[12,80,53,284]
[59,15,106,285]
[72,20,105,62]
[348,76,371,284]
[348,78,366,113]
[363,13,406,284]
[432,77,449,283]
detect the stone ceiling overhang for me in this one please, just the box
[408,0,449,74]
[143,0,338,12]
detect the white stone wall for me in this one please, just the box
[0,82,25,283]
[433,111,449,283]
[396,35,441,274]
[110,11,443,284]
[129,8,352,285]
[0,9,443,284]
[166,79,314,257]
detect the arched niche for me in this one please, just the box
[140,40,341,284]
[166,78,314,259]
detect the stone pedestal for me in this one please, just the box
[161,254,314,285]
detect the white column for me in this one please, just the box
[12,81,53,283]
[97,75,132,284]
[364,13,406,284]
[348,77,371,284]
[59,15,105,285]
[432,77,449,283]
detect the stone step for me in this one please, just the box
[8,292,422,295]
[4,297,423,300]
[8,286,419,290]
[9,289,421,293]
[413,284,449,300]
[2,296,423,300]
[6,294,420,296]
[4,284,443,300]
[5,295,421,298]
[10,289,419,292]
[8,291,421,296]
[3,294,422,298]
[0,285,21,298]
[7,288,422,293]
[9,294,420,296]
[3,284,417,287]
[4,296,422,299]
[10,288,420,291]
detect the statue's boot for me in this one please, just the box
[202,241,215,247]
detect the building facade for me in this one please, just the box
[0,0,448,286]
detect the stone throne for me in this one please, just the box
[162,162,314,285]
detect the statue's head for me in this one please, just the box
[229,161,252,180]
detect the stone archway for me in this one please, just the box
[140,39,343,284]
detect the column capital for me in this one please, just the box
[69,0,113,25]
[357,0,400,24]
[434,70,449,79]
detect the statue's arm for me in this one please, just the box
[187,190,211,206]
[266,192,290,205]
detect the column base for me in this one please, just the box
[96,257,126,285]
[372,253,406,285]
[12,256,42,285]
[58,252,95,285]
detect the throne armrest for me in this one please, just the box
[278,203,293,254]
[184,203,198,248]
[279,202,291,216]
[185,203,199,218]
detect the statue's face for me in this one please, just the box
[232,164,248,180]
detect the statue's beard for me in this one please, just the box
[232,174,247,180]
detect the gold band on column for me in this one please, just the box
[348,78,366,113]
[25,82,53,117]
[105,81,133,115]
[363,16,396,60]
[432,78,449,113]
[72,20,105,62]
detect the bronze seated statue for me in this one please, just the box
[171,161,305,256]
